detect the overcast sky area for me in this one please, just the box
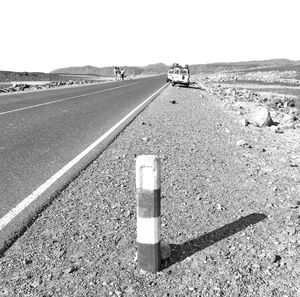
[1,0,299,72]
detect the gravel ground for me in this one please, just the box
[0,82,300,296]
[0,72,111,95]
[0,72,78,83]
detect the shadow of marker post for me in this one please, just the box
[163,213,267,269]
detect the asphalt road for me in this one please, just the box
[0,75,166,246]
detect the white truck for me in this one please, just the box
[171,66,190,87]
[166,68,174,82]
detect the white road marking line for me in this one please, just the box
[0,82,139,116]
[0,83,168,230]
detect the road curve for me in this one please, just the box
[0,75,167,252]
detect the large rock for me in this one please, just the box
[252,107,273,127]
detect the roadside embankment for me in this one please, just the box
[0,79,108,95]
[196,74,300,130]
[0,81,299,296]
[206,70,300,85]
[0,75,158,95]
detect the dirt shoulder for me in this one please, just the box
[0,81,299,296]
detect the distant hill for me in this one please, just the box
[51,59,300,76]
[51,64,166,76]
[189,59,300,74]
[143,63,169,74]
[0,70,76,82]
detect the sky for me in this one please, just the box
[1,0,299,72]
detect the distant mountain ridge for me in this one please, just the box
[51,63,168,77]
[189,59,300,74]
[51,59,300,76]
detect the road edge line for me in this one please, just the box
[0,82,169,233]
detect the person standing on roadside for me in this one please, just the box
[120,68,125,80]
[113,67,118,81]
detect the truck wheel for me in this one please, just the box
[172,82,175,86]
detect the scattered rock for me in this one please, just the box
[281,122,295,129]
[252,107,273,127]
[0,79,98,95]
[64,265,79,274]
[286,227,296,235]
[1,73,299,296]
[206,70,300,85]
[216,203,226,211]
[30,279,41,288]
[23,258,33,265]
[282,114,296,123]
[267,253,281,264]
[236,140,251,148]
[287,201,300,209]
[294,264,300,274]
[0,288,9,296]
[270,125,283,133]
[240,118,250,126]
[236,140,246,146]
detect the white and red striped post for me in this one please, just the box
[136,155,161,272]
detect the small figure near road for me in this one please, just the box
[120,68,125,80]
[113,67,117,81]
[114,67,121,81]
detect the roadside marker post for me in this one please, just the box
[136,155,161,272]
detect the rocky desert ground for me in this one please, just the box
[0,71,110,94]
[0,69,299,296]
